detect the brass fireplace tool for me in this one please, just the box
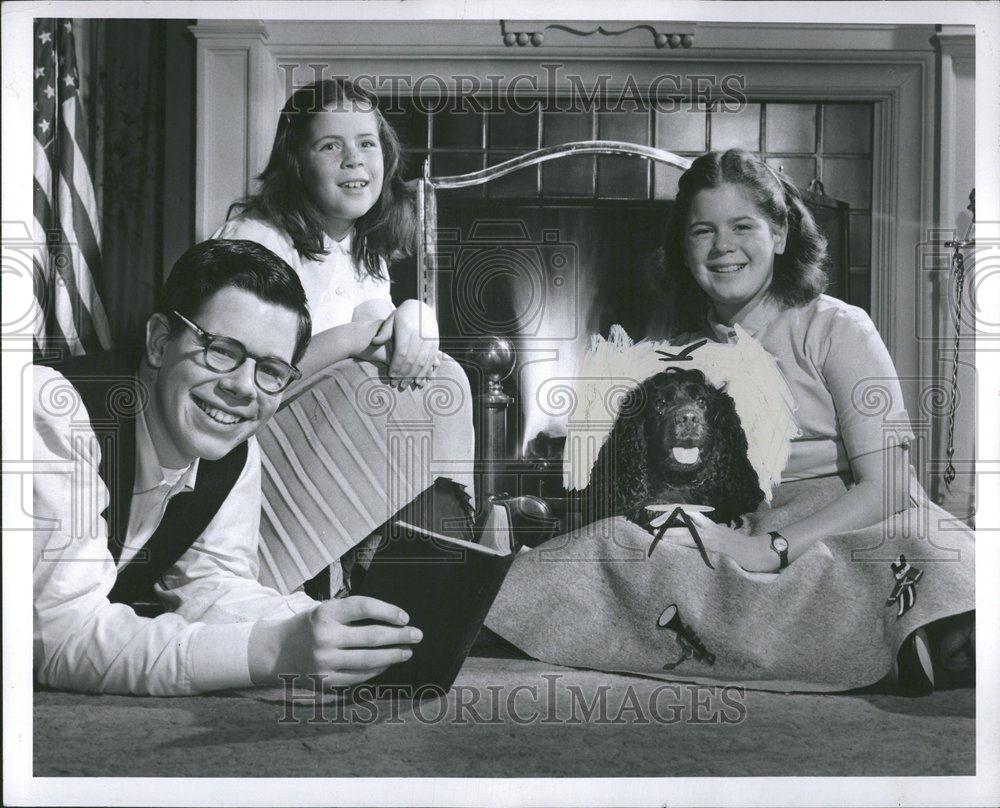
[942,189,975,490]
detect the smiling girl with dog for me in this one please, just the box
[487,149,974,694]
[659,149,974,686]
[655,150,907,572]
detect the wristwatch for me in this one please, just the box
[768,531,790,570]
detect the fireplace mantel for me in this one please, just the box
[191,18,975,511]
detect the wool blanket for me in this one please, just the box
[486,473,974,692]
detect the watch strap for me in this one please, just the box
[768,531,790,570]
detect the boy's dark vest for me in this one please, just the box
[42,351,249,607]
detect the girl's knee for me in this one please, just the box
[434,354,471,393]
[421,355,473,418]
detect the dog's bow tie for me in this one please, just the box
[655,340,709,363]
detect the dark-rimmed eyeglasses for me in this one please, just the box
[171,311,302,394]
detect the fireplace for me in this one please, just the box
[190,18,974,513]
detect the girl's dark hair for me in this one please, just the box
[228,78,416,281]
[159,239,312,365]
[656,149,828,336]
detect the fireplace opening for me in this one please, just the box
[389,195,673,466]
[434,198,672,458]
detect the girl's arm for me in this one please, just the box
[672,446,910,574]
[352,297,396,322]
[352,297,442,389]
[664,306,914,572]
[295,319,385,380]
[752,306,915,569]
[764,443,910,568]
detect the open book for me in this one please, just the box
[353,505,515,695]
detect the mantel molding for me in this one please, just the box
[930,25,975,60]
[191,21,278,243]
[203,19,938,54]
[189,20,269,42]
[928,23,975,509]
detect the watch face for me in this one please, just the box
[773,536,789,553]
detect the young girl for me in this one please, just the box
[215,79,474,597]
[655,150,909,570]
[215,78,440,389]
[662,149,974,682]
[487,149,974,692]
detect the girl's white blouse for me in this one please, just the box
[212,215,393,335]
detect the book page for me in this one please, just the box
[393,520,510,557]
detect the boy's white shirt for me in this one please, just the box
[32,364,316,696]
[118,407,199,567]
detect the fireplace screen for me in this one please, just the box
[416,143,690,459]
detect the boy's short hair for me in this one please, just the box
[157,239,312,364]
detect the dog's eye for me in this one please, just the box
[696,396,708,408]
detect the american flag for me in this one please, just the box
[33,18,112,355]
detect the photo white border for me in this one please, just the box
[3,1,998,806]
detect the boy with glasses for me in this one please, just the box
[33,239,421,695]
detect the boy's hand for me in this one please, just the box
[249,596,422,689]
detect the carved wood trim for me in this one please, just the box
[500,20,694,49]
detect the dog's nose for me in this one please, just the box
[674,405,703,432]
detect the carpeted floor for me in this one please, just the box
[34,650,974,778]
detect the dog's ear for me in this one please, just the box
[590,386,651,521]
[705,391,764,522]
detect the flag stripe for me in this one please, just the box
[60,164,106,301]
[48,233,100,354]
[58,102,104,281]
[33,181,55,236]
[70,86,98,172]
[55,276,86,356]
[68,102,103,245]
[58,116,110,351]
[57,175,100,323]
[60,194,112,348]
[31,255,50,350]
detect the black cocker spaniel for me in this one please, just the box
[583,367,763,528]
